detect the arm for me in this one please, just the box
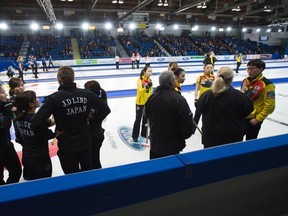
[179,98,193,139]
[255,84,275,122]
[31,97,54,128]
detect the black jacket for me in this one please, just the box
[144,85,193,155]
[196,86,253,148]
[32,83,111,152]
[16,114,54,157]
[0,102,13,148]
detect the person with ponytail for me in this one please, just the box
[195,67,253,149]
[173,68,186,93]
[84,80,111,169]
[132,65,153,142]
[15,91,55,180]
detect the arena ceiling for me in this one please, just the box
[0,0,287,28]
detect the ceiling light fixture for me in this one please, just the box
[163,0,168,7]
[264,5,272,12]
[232,6,241,11]
[158,0,168,6]
[197,2,207,9]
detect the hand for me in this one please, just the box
[146,82,152,88]
[194,99,198,107]
[250,118,260,126]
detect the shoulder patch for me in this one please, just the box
[266,91,275,99]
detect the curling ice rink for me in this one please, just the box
[1,59,288,182]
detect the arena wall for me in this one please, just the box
[0,134,287,216]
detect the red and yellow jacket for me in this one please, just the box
[175,80,181,92]
[136,76,153,105]
[241,73,275,122]
[196,73,215,97]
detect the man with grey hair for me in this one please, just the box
[144,71,193,159]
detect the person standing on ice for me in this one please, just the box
[132,66,153,142]
[144,71,193,159]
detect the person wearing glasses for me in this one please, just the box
[241,59,275,140]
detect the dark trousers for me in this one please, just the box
[132,61,135,69]
[91,130,105,169]
[116,62,119,69]
[136,60,140,69]
[22,155,52,180]
[244,119,262,140]
[132,105,147,140]
[0,142,22,185]
[48,61,55,68]
[42,62,48,71]
[57,150,92,174]
[18,69,25,83]
[192,109,201,134]
[236,62,241,73]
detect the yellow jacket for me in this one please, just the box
[241,74,275,122]
[236,55,241,63]
[135,76,153,105]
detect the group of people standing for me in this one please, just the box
[1,58,275,184]
[14,55,55,83]
[132,58,275,158]
[1,67,111,185]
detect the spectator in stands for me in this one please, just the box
[41,56,48,72]
[84,80,111,169]
[196,67,253,148]
[235,53,242,73]
[241,59,275,140]
[17,56,25,84]
[193,63,215,134]
[115,55,120,69]
[15,90,55,180]
[144,71,193,159]
[132,66,153,142]
[31,66,110,175]
[0,84,22,185]
[131,53,136,69]
[168,62,178,72]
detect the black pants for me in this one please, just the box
[18,69,25,83]
[22,155,52,180]
[0,142,22,185]
[136,60,140,69]
[116,62,119,69]
[236,62,241,73]
[244,119,262,140]
[132,105,147,140]
[132,61,135,69]
[90,130,105,169]
[48,61,55,68]
[192,109,201,134]
[42,62,48,71]
[57,150,92,174]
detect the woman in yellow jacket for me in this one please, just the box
[132,66,153,142]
